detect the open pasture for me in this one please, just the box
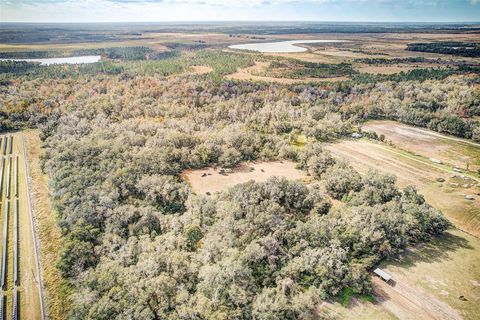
[362,120,480,172]
[376,229,480,320]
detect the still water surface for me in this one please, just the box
[229,40,348,53]
[0,55,102,66]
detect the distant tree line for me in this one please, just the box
[407,41,480,57]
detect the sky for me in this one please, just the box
[1,0,480,23]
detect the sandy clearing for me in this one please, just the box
[372,276,461,320]
[182,161,307,194]
[191,65,213,75]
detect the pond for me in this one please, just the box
[0,55,102,66]
[229,40,348,53]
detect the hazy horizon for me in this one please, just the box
[1,0,480,23]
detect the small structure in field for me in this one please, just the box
[429,158,442,164]
[373,268,392,283]
[352,132,362,139]
[465,195,474,200]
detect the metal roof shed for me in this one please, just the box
[374,268,392,282]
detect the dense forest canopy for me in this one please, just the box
[0,48,476,318]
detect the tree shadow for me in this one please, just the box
[387,229,474,269]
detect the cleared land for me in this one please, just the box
[377,229,480,320]
[362,120,480,172]
[372,276,461,320]
[0,132,42,319]
[24,130,71,320]
[326,139,480,237]
[182,161,307,194]
[326,138,480,319]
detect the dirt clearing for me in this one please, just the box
[182,161,307,194]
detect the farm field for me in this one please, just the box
[362,120,480,172]
[0,132,43,319]
[182,161,307,194]
[325,139,480,237]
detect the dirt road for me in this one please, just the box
[373,277,462,320]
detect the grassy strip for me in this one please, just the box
[24,130,73,320]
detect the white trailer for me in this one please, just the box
[374,268,393,283]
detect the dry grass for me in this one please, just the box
[362,120,480,172]
[378,229,480,320]
[182,160,308,194]
[325,139,480,237]
[318,298,397,320]
[24,130,72,320]
[190,65,213,75]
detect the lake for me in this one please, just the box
[229,40,349,53]
[0,55,102,66]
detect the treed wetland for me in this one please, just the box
[0,22,479,320]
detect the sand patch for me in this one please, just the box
[182,161,307,194]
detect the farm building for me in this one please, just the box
[374,268,392,283]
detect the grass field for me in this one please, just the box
[0,132,42,319]
[362,120,480,172]
[378,229,480,320]
[23,130,72,320]
[325,139,480,237]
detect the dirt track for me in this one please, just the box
[373,276,461,320]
